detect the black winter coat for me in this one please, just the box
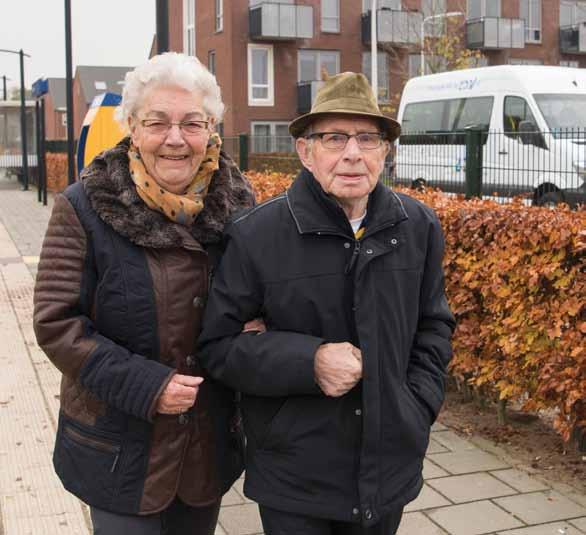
[198,169,455,526]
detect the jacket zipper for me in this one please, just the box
[64,425,121,473]
[344,240,362,275]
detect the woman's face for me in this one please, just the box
[129,85,212,194]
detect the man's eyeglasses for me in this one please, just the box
[306,132,385,151]
[139,118,209,136]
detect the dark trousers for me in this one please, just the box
[259,505,404,535]
[90,497,220,535]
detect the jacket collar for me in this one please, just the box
[81,137,255,249]
[286,167,408,237]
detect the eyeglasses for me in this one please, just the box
[139,118,209,136]
[306,132,385,151]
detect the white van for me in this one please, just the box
[395,65,586,205]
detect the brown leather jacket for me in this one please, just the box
[33,138,255,514]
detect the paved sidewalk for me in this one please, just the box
[0,176,584,535]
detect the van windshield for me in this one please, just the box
[533,94,586,139]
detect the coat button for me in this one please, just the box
[186,355,196,367]
[355,409,362,416]
[178,413,189,425]
[366,248,373,255]
[365,509,373,520]
[193,296,205,309]
[352,507,359,516]
[344,242,351,249]
[390,238,398,245]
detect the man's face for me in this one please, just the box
[296,115,390,206]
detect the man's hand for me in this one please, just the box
[242,317,267,334]
[314,342,362,397]
[156,374,204,414]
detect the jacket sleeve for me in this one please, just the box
[407,211,455,422]
[198,225,324,397]
[33,194,175,422]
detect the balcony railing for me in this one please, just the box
[560,23,586,54]
[297,80,324,114]
[249,3,313,40]
[362,9,422,47]
[466,17,525,49]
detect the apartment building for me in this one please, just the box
[164,0,586,140]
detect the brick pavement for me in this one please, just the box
[0,176,584,534]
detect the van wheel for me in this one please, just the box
[411,178,427,191]
[533,190,563,208]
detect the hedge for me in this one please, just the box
[248,171,585,443]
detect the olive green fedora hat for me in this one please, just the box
[289,72,401,141]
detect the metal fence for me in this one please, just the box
[394,127,586,206]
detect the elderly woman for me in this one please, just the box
[33,53,256,535]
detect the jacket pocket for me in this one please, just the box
[241,396,292,451]
[54,417,123,509]
[398,383,432,457]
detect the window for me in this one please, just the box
[408,54,448,78]
[251,122,293,152]
[422,0,447,37]
[467,0,500,19]
[248,44,274,106]
[322,0,340,32]
[520,0,541,42]
[94,81,107,91]
[560,59,579,67]
[61,113,67,127]
[298,50,340,82]
[215,0,223,32]
[208,50,216,76]
[362,52,390,103]
[560,0,586,26]
[362,0,401,13]
[503,95,546,147]
[508,58,543,65]
[183,0,196,55]
[401,96,494,144]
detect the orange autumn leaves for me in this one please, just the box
[247,171,585,443]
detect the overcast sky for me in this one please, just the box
[0,1,155,92]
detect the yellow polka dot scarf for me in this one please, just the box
[128,133,222,226]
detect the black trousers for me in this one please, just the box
[259,505,404,535]
[90,497,220,535]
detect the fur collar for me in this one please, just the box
[81,137,255,249]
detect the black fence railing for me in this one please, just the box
[394,127,586,206]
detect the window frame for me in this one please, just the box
[183,0,196,55]
[248,44,274,107]
[362,51,391,103]
[467,0,501,19]
[322,0,340,33]
[362,0,401,12]
[297,49,340,82]
[520,0,541,43]
[251,121,294,153]
[215,0,223,32]
[208,50,216,76]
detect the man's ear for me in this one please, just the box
[296,137,314,172]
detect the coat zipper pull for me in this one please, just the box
[110,451,120,473]
[344,240,361,275]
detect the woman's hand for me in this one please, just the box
[156,374,204,414]
[242,318,266,334]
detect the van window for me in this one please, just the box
[503,96,547,148]
[401,96,493,144]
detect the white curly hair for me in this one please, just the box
[115,52,224,133]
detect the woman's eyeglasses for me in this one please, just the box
[306,132,385,151]
[139,118,209,136]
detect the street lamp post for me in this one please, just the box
[0,48,31,190]
[2,75,9,100]
[370,0,378,101]
[420,11,464,76]
[65,0,75,185]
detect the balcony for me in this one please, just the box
[249,3,313,41]
[466,17,525,49]
[560,23,586,54]
[362,9,422,47]
[297,80,324,114]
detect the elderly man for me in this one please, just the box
[198,72,455,535]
